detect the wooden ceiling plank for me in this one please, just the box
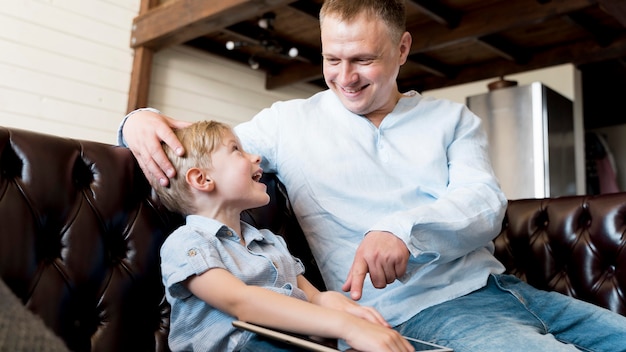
[409,0,598,54]
[224,23,320,64]
[288,0,322,19]
[131,0,297,50]
[408,0,461,28]
[476,36,531,63]
[265,62,323,90]
[404,34,626,92]
[409,54,454,77]
[265,0,591,90]
[598,0,626,27]
[566,11,615,47]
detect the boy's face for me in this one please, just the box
[206,130,269,211]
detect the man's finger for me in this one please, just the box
[342,258,368,301]
[145,158,170,187]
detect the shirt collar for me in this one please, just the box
[184,214,274,245]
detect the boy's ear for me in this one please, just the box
[186,167,214,192]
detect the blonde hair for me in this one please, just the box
[154,120,232,215]
[320,0,407,44]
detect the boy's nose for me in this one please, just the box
[250,153,262,163]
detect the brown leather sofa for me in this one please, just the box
[1,126,624,351]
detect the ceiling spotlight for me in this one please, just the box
[258,12,276,30]
[248,57,260,70]
[288,47,299,58]
[226,41,247,50]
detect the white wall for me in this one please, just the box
[0,0,139,143]
[422,65,576,103]
[147,46,321,125]
[0,0,318,144]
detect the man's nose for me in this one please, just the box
[337,62,357,86]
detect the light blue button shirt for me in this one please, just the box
[234,90,508,326]
[160,215,307,352]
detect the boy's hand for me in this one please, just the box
[311,291,390,328]
[342,318,415,352]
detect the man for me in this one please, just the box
[120,1,626,350]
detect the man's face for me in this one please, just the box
[321,12,411,123]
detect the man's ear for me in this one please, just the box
[186,167,214,192]
[398,31,412,65]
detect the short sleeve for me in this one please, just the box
[160,230,227,299]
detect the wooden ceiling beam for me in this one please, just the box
[265,0,599,90]
[288,0,322,19]
[403,33,626,92]
[599,0,626,27]
[566,11,616,47]
[408,0,461,28]
[265,61,323,90]
[127,0,159,113]
[408,0,597,54]
[409,54,455,77]
[476,35,531,63]
[224,23,320,64]
[131,0,296,50]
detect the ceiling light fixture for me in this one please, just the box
[225,12,299,70]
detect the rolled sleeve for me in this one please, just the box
[161,233,226,299]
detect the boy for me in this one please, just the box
[154,120,414,352]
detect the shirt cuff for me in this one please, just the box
[117,107,161,147]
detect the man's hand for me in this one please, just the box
[342,231,410,301]
[123,110,191,186]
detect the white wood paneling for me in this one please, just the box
[0,0,319,144]
[147,46,321,126]
[0,0,138,143]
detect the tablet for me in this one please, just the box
[232,320,453,351]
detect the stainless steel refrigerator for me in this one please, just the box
[467,82,576,200]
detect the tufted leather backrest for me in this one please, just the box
[1,126,624,352]
[0,126,184,351]
[0,126,321,351]
[495,193,626,316]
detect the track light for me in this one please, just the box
[224,12,299,70]
[257,12,275,30]
[225,41,237,50]
[248,57,260,70]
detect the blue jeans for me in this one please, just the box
[239,334,311,352]
[396,274,626,352]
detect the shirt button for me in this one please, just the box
[188,249,197,257]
